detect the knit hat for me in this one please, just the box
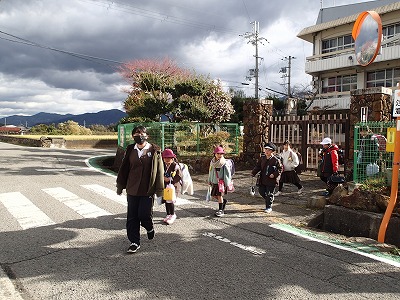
[162,149,176,158]
[213,146,225,154]
[320,137,332,145]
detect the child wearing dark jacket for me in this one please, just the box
[251,142,283,213]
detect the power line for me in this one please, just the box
[79,0,244,36]
[241,0,252,23]
[0,30,123,67]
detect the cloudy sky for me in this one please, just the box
[0,0,371,118]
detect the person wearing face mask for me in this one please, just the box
[251,142,283,213]
[116,126,164,253]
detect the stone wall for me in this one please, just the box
[0,135,117,149]
[242,99,273,163]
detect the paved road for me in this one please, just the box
[1,142,400,299]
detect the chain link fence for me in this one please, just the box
[353,121,396,185]
[118,122,241,156]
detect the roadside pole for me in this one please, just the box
[378,90,400,243]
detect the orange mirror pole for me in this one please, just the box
[378,116,400,243]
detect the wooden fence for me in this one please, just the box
[269,114,350,173]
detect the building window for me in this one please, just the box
[382,22,400,48]
[322,75,357,93]
[322,35,354,54]
[366,68,400,88]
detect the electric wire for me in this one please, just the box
[78,0,244,36]
[0,30,123,68]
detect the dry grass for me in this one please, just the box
[12,135,118,141]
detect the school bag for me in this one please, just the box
[224,159,235,192]
[225,158,235,177]
[179,163,194,195]
[337,149,345,165]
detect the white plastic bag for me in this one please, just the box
[366,163,379,177]
[250,186,256,196]
[205,186,211,202]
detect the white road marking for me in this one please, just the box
[42,187,111,218]
[81,184,193,206]
[271,224,400,268]
[0,192,55,230]
[81,184,127,206]
[175,197,193,205]
[35,167,96,172]
[202,232,266,255]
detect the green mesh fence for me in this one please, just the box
[353,121,395,184]
[117,122,240,156]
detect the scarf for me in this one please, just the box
[210,156,226,169]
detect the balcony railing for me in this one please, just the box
[305,44,400,74]
[307,94,351,111]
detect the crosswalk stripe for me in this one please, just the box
[0,192,55,230]
[81,184,193,205]
[42,187,112,218]
[81,184,127,206]
[175,197,193,205]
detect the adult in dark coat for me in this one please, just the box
[116,126,164,253]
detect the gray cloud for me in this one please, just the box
[0,0,368,117]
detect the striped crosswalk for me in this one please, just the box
[0,184,195,231]
[42,187,112,218]
[0,192,56,230]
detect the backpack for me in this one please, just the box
[337,149,345,165]
[225,159,235,177]
[178,163,194,195]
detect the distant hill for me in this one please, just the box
[3,109,127,127]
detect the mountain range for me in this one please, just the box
[2,109,127,127]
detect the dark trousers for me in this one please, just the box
[320,174,337,194]
[258,185,276,209]
[127,195,154,245]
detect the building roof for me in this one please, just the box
[297,0,400,43]
[0,126,22,133]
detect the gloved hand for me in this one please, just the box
[116,187,123,195]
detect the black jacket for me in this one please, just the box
[252,155,283,187]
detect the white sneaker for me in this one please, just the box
[166,214,176,224]
[215,210,224,217]
[274,191,282,196]
[163,215,171,223]
[298,187,304,194]
[264,208,272,213]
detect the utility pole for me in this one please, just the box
[241,21,267,99]
[254,21,259,99]
[281,56,295,97]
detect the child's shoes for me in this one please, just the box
[166,214,176,225]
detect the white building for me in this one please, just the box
[297,0,400,112]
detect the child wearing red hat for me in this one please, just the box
[208,145,232,217]
[161,148,182,224]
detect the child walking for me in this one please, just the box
[208,146,232,217]
[275,140,303,196]
[251,142,282,213]
[161,149,182,225]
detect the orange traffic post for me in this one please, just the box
[378,116,400,243]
